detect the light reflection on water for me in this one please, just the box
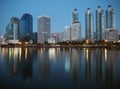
[0,48,120,89]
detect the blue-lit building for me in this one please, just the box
[96,6,104,41]
[20,13,33,42]
[6,23,13,41]
[6,17,19,43]
[85,8,94,41]
[72,9,79,24]
[106,5,116,28]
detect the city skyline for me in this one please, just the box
[0,0,120,37]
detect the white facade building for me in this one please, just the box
[37,16,50,43]
[104,28,118,42]
[59,32,65,42]
[71,23,81,41]
[64,26,71,41]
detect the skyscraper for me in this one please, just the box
[96,6,104,41]
[64,26,71,41]
[6,17,19,43]
[106,5,116,28]
[85,8,94,41]
[11,17,19,40]
[72,9,79,24]
[71,9,81,41]
[6,23,13,42]
[37,16,50,43]
[20,13,33,42]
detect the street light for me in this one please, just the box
[86,39,89,44]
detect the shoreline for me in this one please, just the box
[1,44,120,49]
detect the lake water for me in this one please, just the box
[0,47,120,89]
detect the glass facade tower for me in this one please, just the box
[72,9,79,24]
[96,6,104,41]
[6,23,13,41]
[11,17,19,40]
[85,8,94,40]
[6,17,19,43]
[71,9,81,41]
[20,13,33,41]
[106,5,116,28]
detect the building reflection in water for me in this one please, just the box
[21,48,33,81]
[65,48,71,73]
[49,48,56,63]
[0,47,120,89]
[2,48,35,81]
[71,49,79,80]
[37,48,50,79]
[84,48,120,89]
[85,48,95,81]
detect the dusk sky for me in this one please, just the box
[0,0,120,37]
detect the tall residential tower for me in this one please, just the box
[37,16,50,43]
[105,5,118,42]
[96,6,104,41]
[106,5,116,28]
[71,9,81,41]
[85,8,94,41]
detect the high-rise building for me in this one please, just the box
[96,6,104,41]
[6,23,13,41]
[58,32,65,42]
[71,9,81,41]
[106,5,116,28]
[71,23,81,41]
[104,28,118,41]
[72,9,79,24]
[37,16,50,43]
[85,8,94,41]
[64,26,71,41]
[20,13,33,42]
[6,17,19,43]
[11,17,19,40]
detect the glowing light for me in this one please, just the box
[25,42,29,44]
[86,49,89,62]
[49,48,56,63]
[105,48,107,62]
[19,48,22,62]
[14,48,18,59]
[9,48,12,59]
[86,39,89,44]
[40,48,43,59]
[18,42,22,44]
[104,39,108,43]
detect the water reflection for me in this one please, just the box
[0,48,120,89]
[37,48,50,78]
